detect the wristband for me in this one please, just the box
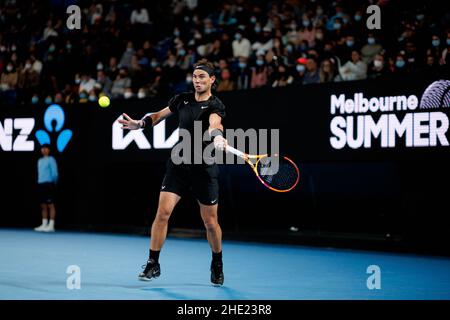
[210,128,224,138]
[140,115,153,128]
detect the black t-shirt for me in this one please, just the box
[168,92,226,167]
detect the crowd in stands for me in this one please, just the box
[1,0,449,105]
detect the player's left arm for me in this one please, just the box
[208,113,227,151]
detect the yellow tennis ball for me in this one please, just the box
[98,96,110,107]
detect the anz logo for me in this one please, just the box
[0,104,72,152]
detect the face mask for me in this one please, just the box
[97,63,103,70]
[296,64,305,72]
[186,76,192,83]
[184,16,190,22]
[151,61,158,68]
[174,30,180,37]
[66,44,72,50]
[316,33,324,40]
[11,45,16,51]
[127,47,133,52]
[31,96,39,104]
[75,78,81,84]
[302,20,310,27]
[254,27,261,33]
[317,9,323,15]
[354,15,362,21]
[250,16,257,24]
[124,92,133,99]
[235,34,242,41]
[6,66,13,72]
[256,59,264,66]
[395,60,405,68]
[88,95,97,102]
[346,40,354,47]
[367,37,375,45]
[49,45,55,52]
[374,60,383,68]
[238,62,246,69]
[333,23,341,30]
[447,39,450,46]
[178,49,186,56]
[45,97,52,104]
[138,91,146,98]
[416,14,424,21]
[79,93,87,99]
[25,63,31,69]
[432,39,440,47]
[342,18,349,24]
[204,28,213,34]
[0,46,6,52]
[194,33,202,39]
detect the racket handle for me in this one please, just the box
[226,145,246,159]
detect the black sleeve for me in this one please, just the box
[210,97,226,119]
[168,94,182,113]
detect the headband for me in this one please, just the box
[194,64,215,76]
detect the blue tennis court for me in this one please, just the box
[1,228,450,300]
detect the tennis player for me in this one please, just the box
[119,59,227,286]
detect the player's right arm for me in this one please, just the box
[119,107,173,130]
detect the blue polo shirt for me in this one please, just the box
[37,156,58,184]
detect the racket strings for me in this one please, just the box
[257,157,299,191]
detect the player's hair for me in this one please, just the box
[193,59,218,90]
[193,59,215,72]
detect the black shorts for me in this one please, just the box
[38,182,56,204]
[161,160,219,206]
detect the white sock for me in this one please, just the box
[42,219,48,226]
[48,219,55,228]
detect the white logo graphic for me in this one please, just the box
[210,199,217,204]
[112,115,179,150]
[184,101,189,104]
[0,118,35,151]
[201,106,209,109]
[161,185,166,190]
[329,91,449,149]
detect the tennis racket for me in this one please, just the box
[226,145,300,192]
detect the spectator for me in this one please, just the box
[367,54,388,80]
[95,70,112,96]
[78,73,97,94]
[217,68,235,92]
[111,67,132,98]
[131,3,150,25]
[272,63,293,87]
[232,31,252,59]
[119,41,135,69]
[234,57,251,90]
[361,33,383,64]
[303,58,320,84]
[1,62,18,103]
[250,55,269,88]
[319,59,336,83]
[339,50,367,81]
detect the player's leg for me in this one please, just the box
[139,191,180,281]
[34,203,49,231]
[45,203,56,232]
[199,202,224,286]
[199,202,222,253]
[150,191,181,251]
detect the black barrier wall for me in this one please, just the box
[1,76,450,250]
